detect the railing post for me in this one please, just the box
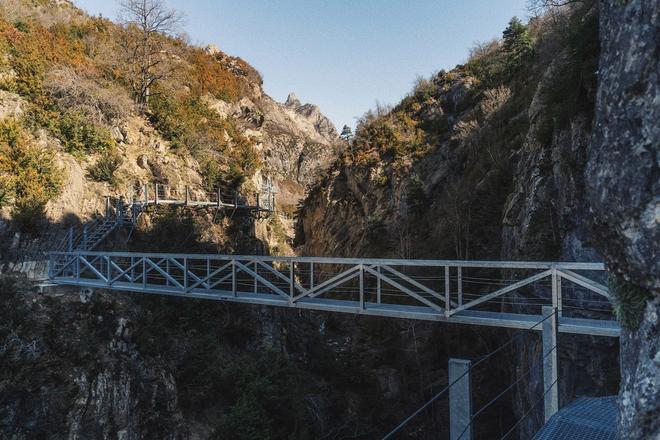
[377,265,382,304]
[75,253,80,280]
[254,260,258,294]
[206,258,211,289]
[217,188,221,207]
[289,260,295,302]
[106,256,111,286]
[82,225,88,250]
[144,183,148,203]
[234,190,238,207]
[457,266,463,307]
[551,265,558,310]
[154,183,159,205]
[359,264,364,309]
[130,256,135,283]
[165,258,170,286]
[445,266,451,317]
[542,306,559,422]
[104,196,111,218]
[232,259,237,296]
[449,358,472,440]
[310,262,314,290]
[183,258,188,292]
[256,192,260,210]
[553,268,563,317]
[185,185,189,206]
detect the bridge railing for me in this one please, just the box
[48,252,614,330]
[130,183,274,212]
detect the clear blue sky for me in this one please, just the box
[73,0,529,130]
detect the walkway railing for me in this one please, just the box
[131,182,275,212]
[48,252,619,337]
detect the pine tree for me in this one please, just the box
[340,125,353,142]
[502,17,533,70]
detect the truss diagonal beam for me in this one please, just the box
[256,260,309,296]
[558,270,610,299]
[144,258,183,289]
[109,258,143,284]
[450,269,552,315]
[234,261,289,298]
[380,265,456,307]
[363,266,444,314]
[80,256,107,283]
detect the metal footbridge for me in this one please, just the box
[48,252,619,337]
[47,252,620,438]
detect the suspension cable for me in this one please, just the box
[381,309,557,439]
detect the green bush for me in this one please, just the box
[0,118,62,230]
[88,149,122,184]
[199,160,246,193]
[609,275,652,331]
[57,110,116,156]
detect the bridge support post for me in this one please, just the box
[542,306,559,422]
[449,358,472,440]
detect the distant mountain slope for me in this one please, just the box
[0,0,338,252]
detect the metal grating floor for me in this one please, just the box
[534,396,617,440]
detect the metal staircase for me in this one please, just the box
[59,199,135,253]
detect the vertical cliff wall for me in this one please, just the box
[586,1,659,438]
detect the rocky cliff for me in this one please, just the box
[586,1,659,438]
[296,2,620,437]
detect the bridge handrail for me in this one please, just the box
[46,250,606,270]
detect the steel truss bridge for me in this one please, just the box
[48,251,620,438]
[48,252,619,337]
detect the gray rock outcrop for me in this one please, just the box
[586,1,659,438]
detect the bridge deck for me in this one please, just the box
[51,276,620,337]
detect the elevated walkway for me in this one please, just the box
[48,252,620,337]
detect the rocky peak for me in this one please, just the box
[285,92,302,108]
[204,44,220,56]
[281,93,338,141]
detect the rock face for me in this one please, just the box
[586,0,659,291]
[296,3,620,437]
[586,1,659,438]
[206,91,338,209]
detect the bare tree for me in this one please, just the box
[117,0,183,104]
[527,0,584,14]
